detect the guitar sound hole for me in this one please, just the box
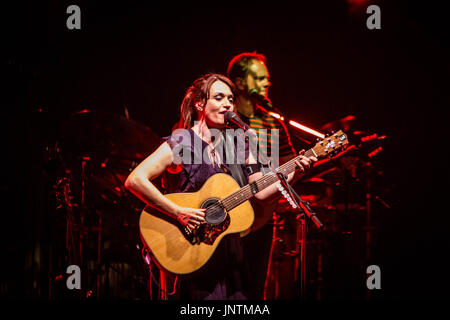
[202,198,227,225]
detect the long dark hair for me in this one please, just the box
[175,73,237,129]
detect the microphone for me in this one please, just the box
[224,111,254,134]
[248,88,273,109]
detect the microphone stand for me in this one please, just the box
[224,114,323,228]
[275,171,323,230]
[273,165,323,300]
[244,99,323,230]
[246,95,324,299]
[257,145,323,299]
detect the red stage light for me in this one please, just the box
[368,147,383,158]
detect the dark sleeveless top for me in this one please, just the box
[163,128,249,193]
[162,128,249,300]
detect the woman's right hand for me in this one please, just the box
[175,206,206,231]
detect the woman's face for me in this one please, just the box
[200,80,235,129]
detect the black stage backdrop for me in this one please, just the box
[3,0,449,304]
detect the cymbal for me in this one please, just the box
[58,109,162,206]
[59,109,161,162]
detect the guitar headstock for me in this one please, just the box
[312,130,349,158]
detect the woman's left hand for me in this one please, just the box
[294,149,317,173]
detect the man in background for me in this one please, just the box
[227,52,298,299]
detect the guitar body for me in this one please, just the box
[138,130,349,275]
[139,173,254,275]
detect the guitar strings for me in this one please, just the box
[201,143,339,214]
[204,150,316,213]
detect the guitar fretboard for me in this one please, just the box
[220,149,316,211]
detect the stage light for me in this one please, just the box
[288,120,325,139]
[268,112,284,121]
[368,146,383,158]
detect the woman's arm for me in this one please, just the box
[124,141,205,230]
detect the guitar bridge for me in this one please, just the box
[182,226,200,245]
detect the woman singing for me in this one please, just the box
[124,73,316,299]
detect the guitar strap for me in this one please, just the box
[224,136,247,188]
[228,162,246,188]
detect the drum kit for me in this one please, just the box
[51,109,162,299]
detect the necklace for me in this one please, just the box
[209,144,218,166]
[191,125,221,165]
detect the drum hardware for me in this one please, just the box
[262,115,386,300]
[49,109,161,299]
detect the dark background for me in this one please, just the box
[3,0,449,301]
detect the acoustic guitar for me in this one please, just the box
[139,130,349,274]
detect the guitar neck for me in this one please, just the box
[221,149,317,211]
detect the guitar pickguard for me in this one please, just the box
[181,214,231,246]
[198,214,231,245]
